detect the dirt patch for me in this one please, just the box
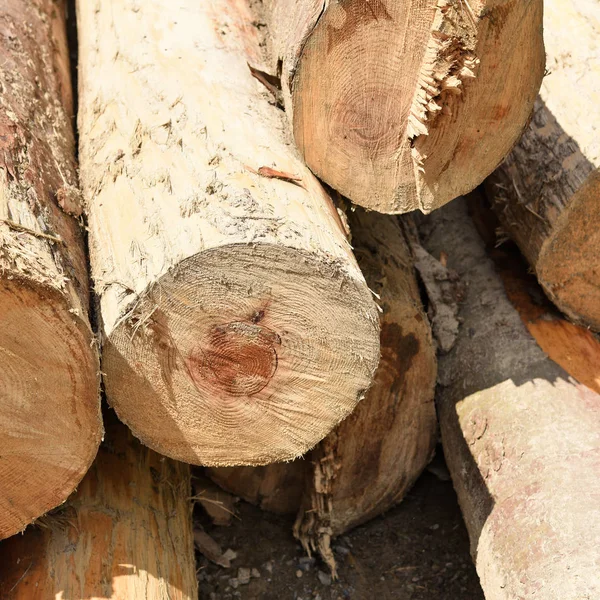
[195,458,484,600]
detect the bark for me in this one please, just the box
[486,0,600,331]
[76,0,380,466]
[210,209,437,575]
[0,413,198,600]
[0,0,101,539]
[418,199,600,600]
[258,0,544,214]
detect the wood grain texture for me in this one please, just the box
[486,0,600,330]
[0,0,101,539]
[420,199,600,600]
[210,209,437,575]
[261,0,544,213]
[0,414,198,600]
[77,0,380,466]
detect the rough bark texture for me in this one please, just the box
[0,413,198,600]
[259,0,544,213]
[210,209,437,574]
[0,0,102,539]
[419,199,600,600]
[486,0,600,331]
[77,0,380,466]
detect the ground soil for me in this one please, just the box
[194,450,484,600]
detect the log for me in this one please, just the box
[0,0,102,539]
[486,0,600,331]
[259,0,544,213]
[207,462,308,515]
[294,209,437,573]
[0,413,198,600]
[467,192,600,395]
[210,209,437,574]
[418,199,600,600]
[76,0,380,466]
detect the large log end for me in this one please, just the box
[287,0,544,213]
[104,245,380,466]
[0,279,101,540]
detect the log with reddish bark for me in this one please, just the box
[418,198,600,600]
[0,414,197,600]
[76,0,380,466]
[486,0,600,331]
[258,0,544,213]
[210,209,438,574]
[0,0,102,540]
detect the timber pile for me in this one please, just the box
[0,0,598,599]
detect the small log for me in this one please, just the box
[294,210,437,573]
[419,199,600,600]
[210,209,437,574]
[207,462,308,515]
[0,0,101,539]
[467,192,600,395]
[260,0,544,213]
[486,0,600,330]
[0,414,198,600]
[76,0,380,465]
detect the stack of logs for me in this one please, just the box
[0,0,598,599]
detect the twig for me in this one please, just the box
[1,219,63,244]
[9,561,33,593]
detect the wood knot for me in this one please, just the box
[187,321,280,397]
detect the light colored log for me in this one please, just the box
[76,0,380,466]
[0,414,198,600]
[419,198,600,600]
[0,0,101,540]
[486,0,600,330]
[261,0,544,213]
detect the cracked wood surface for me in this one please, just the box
[260,0,544,213]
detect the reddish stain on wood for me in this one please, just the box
[187,322,280,396]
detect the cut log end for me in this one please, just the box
[287,0,544,213]
[0,278,101,540]
[104,244,380,466]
